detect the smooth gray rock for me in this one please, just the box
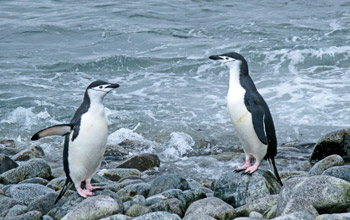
[99,168,141,182]
[0,154,18,174]
[126,204,150,217]
[0,195,21,217]
[116,153,160,172]
[182,214,217,220]
[274,211,316,220]
[131,195,146,206]
[0,158,52,184]
[100,214,133,220]
[28,192,65,215]
[183,188,207,208]
[322,165,350,182]
[5,205,28,217]
[19,177,49,185]
[281,198,318,218]
[277,175,350,215]
[116,183,150,201]
[5,210,42,220]
[42,215,54,220]
[12,145,45,161]
[309,154,344,175]
[315,213,350,220]
[212,169,281,207]
[132,211,181,220]
[310,128,350,163]
[235,195,278,217]
[62,195,123,220]
[5,183,55,205]
[148,174,190,197]
[184,197,236,220]
[249,211,263,218]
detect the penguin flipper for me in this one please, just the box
[55,179,73,204]
[31,124,73,140]
[267,157,283,186]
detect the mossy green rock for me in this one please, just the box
[310,128,350,164]
[277,175,350,215]
[126,204,150,217]
[61,195,123,220]
[0,158,51,184]
[212,169,281,207]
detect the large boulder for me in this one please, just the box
[148,174,190,197]
[61,195,123,220]
[308,154,344,175]
[277,175,350,215]
[98,168,141,182]
[116,153,160,172]
[0,158,52,184]
[0,154,18,174]
[310,128,350,163]
[280,198,319,218]
[132,211,181,220]
[322,165,350,182]
[235,195,278,217]
[212,170,281,207]
[5,183,55,205]
[184,197,236,220]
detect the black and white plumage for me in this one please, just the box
[31,80,119,202]
[209,52,283,186]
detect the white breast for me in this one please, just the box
[68,107,108,181]
[227,66,267,161]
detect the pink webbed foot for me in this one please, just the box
[236,158,252,172]
[244,161,261,174]
[85,181,102,191]
[77,187,94,198]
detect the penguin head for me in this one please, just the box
[209,52,248,75]
[86,80,119,102]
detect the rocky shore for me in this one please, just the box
[0,129,350,220]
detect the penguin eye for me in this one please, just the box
[99,86,103,89]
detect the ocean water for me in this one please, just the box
[1,0,350,180]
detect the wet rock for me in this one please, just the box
[28,192,65,215]
[5,183,55,205]
[182,214,217,220]
[99,168,141,182]
[212,169,281,207]
[273,212,316,220]
[5,210,42,220]
[0,140,18,156]
[310,128,350,163]
[116,183,150,201]
[183,188,207,208]
[322,165,350,182]
[184,197,236,220]
[235,195,278,217]
[309,154,344,175]
[281,198,319,218]
[0,158,52,184]
[0,154,18,174]
[0,195,21,217]
[100,214,132,220]
[12,145,45,161]
[149,198,185,217]
[277,175,350,215]
[148,174,190,196]
[126,204,150,217]
[61,195,123,220]
[132,211,181,220]
[5,205,28,217]
[116,153,160,172]
[315,213,350,220]
[19,177,49,185]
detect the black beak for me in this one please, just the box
[209,55,222,60]
[106,83,120,89]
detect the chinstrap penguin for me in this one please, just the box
[31,80,120,202]
[209,52,283,186]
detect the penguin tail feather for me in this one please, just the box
[55,179,72,204]
[267,158,283,186]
